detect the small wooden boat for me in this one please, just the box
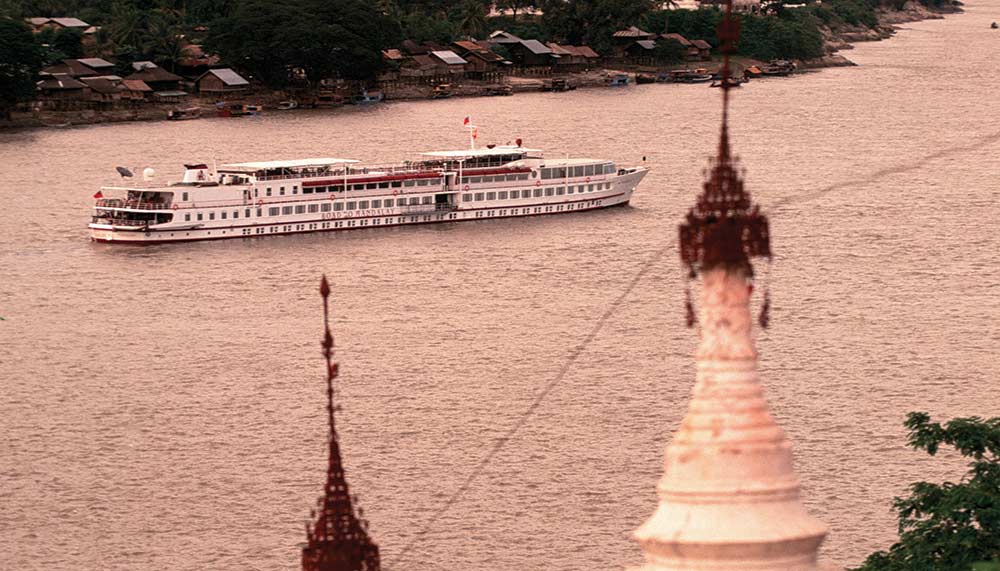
[311,91,344,108]
[542,78,574,92]
[215,102,260,117]
[483,84,513,96]
[167,106,201,120]
[992,21,998,29]
[662,69,713,83]
[710,77,746,88]
[760,60,796,76]
[431,84,452,99]
[607,73,629,87]
[351,90,384,105]
[635,73,656,84]
[277,100,298,110]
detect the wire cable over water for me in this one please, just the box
[386,243,671,568]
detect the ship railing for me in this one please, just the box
[96,199,173,211]
[92,217,157,227]
[254,164,426,181]
[399,204,452,214]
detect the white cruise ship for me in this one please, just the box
[89,144,648,244]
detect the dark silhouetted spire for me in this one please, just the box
[302,275,380,571]
[679,0,772,327]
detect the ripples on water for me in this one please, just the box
[2,3,999,569]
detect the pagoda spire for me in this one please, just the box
[631,1,827,569]
[302,276,380,571]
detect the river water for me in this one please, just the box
[2,3,999,570]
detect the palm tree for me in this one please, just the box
[108,1,146,51]
[142,10,186,72]
[456,0,489,38]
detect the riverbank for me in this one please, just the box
[0,1,962,131]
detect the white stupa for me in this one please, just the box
[632,1,828,568]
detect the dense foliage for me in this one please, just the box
[0,0,955,85]
[851,412,1000,571]
[538,0,655,54]
[0,19,42,119]
[205,0,400,86]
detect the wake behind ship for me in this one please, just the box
[89,143,648,244]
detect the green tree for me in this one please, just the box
[0,20,43,120]
[500,0,535,20]
[539,0,656,54]
[652,36,686,64]
[852,412,1000,571]
[207,0,400,87]
[107,0,147,51]
[451,0,489,38]
[0,0,23,18]
[142,9,185,70]
[52,27,84,58]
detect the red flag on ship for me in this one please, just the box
[93,191,103,199]
[463,116,470,125]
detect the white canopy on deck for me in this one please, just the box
[420,146,542,159]
[219,158,359,172]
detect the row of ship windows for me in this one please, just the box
[181,185,612,221]
[540,163,615,180]
[462,183,610,202]
[179,171,609,201]
[183,196,437,221]
[238,215,460,234]
[183,201,609,237]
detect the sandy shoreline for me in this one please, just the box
[1,3,961,131]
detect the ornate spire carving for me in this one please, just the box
[302,276,380,571]
[679,0,772,327]
[631,2,827,569]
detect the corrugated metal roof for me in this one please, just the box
[452,40,481,52]
[519,39,552,55]
[408,54,439,69]
[127,66,182,83]
[37,74,87,90]
[430,50,468,66]
[690,39,712,49]
[26,17,50,26]
[207,68,249,86]
[661,33,692,46]
[382,48,405,60]
[77,58,114,69]
[81,77,122,94]
[50,17,90,27]
[635,40,656,50]
[489,30,523,44]
[546,43,574,56]
[572,45,600,58]
[613,26,653,38]
[121,79,152,92]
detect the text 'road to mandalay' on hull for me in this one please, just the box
[88,139,649,244]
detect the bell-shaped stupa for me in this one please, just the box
[632,1,828,569]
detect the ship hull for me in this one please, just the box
[90,169,647,244]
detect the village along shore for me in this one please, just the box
[1,1,962,131]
